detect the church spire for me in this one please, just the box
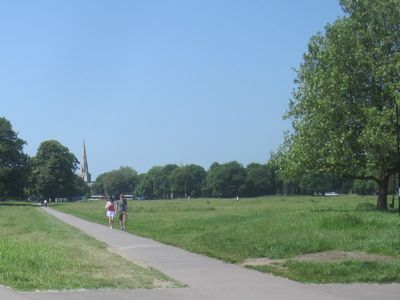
[81,139,91,183]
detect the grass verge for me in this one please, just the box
[249,259,400,283]
[0,202,179,291]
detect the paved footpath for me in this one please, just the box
[3,207,400,300]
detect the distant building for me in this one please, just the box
[81,140,92,183]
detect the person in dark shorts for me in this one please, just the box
[117,194,128,230]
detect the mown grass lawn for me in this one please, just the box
[53,195,400,283]
[0,202,178,291]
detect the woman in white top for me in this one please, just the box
[104,196,115,229]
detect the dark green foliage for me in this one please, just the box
[72,174,91,197]
[92,166,138,196]
[203,161,246,197]
[280,0,400,209]
[0,117,29,199]
[169,164,206,198]
[29,140,79,200]
[352,179,378,195]
[245,163,276,196]
[133,164,179,199]
[146,166,168,199]
[299,173,350,195]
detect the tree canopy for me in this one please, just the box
[279,0,400,209]
[245,163,276,196]
[203,161,247,198]
[92,166,138,197]
[0,117,29,199]
[170,164,206,198]
[29,140,79,200]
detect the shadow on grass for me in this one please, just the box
[46,203,65,207]
[311,202,400,214]
[0,201,37,207]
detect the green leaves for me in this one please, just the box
[170,164,206,198]
[0,117,29,198]
[29,140,79,200]
[203,161,246,198]
[92,166,139,196]
[283,0,400,182]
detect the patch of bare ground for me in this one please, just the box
[241,251,398,267]
[152,279,179,288]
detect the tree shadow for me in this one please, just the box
[47,203,64,207]
[311,205,400,214]
[0,202,37,207]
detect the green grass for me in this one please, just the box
[53,195,400,283]
[0,202,178,291]
[250,260,400,283]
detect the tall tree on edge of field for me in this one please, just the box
[280,0,400,209]
[0,117,29,199]
[29,140,79,201]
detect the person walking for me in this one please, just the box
[117,194,128,230]
[104,196,115,229]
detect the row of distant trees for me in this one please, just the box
[92,162,381,199]
[93,162,277,199]
[0,115,382,201]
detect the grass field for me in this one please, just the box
[0,202,178,291]
[53,195,400,283]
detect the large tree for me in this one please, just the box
[204,161,247,198]
[245,163,275,196]
[93,166,138,197]
[170,164,206,198]
[162,164,179,199]
[132,165,178,200]
[0,117,29,199]
[29,140,79,201]
[280,0,400,209]
[144,166,165,199]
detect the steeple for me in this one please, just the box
[81,140,91,183]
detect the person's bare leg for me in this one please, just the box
[109,217,113,229]
[122,213,127,230]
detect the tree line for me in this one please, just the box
[92,161,278,199]
[0,117,89,201]
[92,160,382,199]
[0,116,284,201]
[0,114,383,202]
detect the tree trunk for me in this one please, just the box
[376,175,389,210]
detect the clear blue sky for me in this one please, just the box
[1,0,343,178]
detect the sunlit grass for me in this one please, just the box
[0,202,178,291]
[53,195,400,283]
